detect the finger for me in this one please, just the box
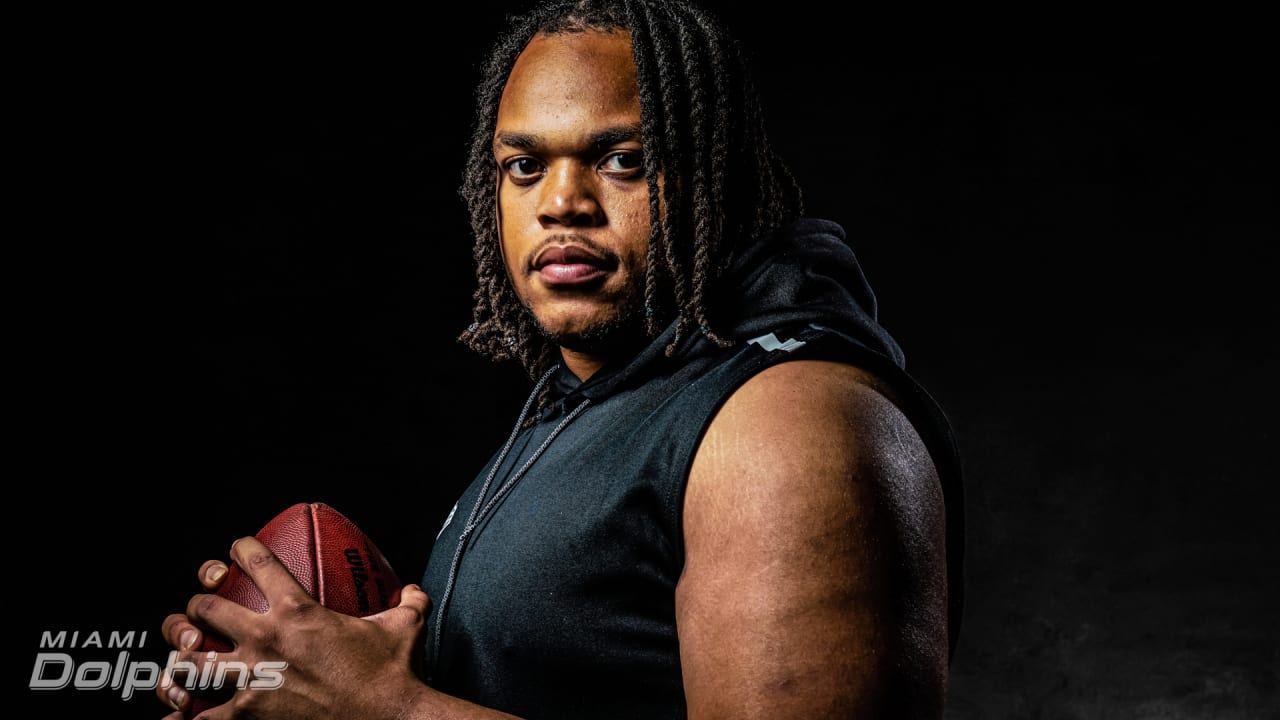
[155,645,180,710]
[366,582,430,679]
[161,613,203,651]
[157,678,188,715]
[367,583,431,629]
[186,592,258,646]
[156,668,185,713]
[198,559,229,590]
[227,536,310,607]
[156,645,229,712]
[397,583,432,616]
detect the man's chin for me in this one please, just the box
[535,312,648,356]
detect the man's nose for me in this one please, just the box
[537,161,604,228]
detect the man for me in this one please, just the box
[160,1,964,717]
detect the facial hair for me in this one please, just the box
[526,274,650,357]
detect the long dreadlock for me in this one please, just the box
[459,0,802,385]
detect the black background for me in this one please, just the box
[17,5,1277,718]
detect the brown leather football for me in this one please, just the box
[188,502,402,714]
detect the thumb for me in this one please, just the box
[367,584,432,629]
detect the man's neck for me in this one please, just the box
[560,347,607,382]
[556,323,652,382]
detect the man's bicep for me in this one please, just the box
[675,360,947,720]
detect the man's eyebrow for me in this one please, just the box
[493,124,643,152]
[494,130,542,151]
[586,124,643,149]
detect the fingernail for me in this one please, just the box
[168,685,186,710]
[180,629,197,649]
[206,564,227,583]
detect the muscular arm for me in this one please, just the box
[677,360,949,719]
[160,358,946,719]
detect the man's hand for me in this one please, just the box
[157,536,432,719]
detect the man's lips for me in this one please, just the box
[531,244,614,286]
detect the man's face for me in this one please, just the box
[493,30,650,349]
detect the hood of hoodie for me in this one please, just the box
[550,217,905,402]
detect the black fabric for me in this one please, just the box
[420,218,964,718]
[544,217,907,401]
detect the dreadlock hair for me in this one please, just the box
[459,0,803,383]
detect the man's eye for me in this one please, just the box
[506,157,543,180]
[601,151,643,173]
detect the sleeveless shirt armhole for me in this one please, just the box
[662,336,793,570]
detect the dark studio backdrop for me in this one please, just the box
[16,5,1276,718]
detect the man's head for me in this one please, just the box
[494,29,651,358]
[460,0,802,376]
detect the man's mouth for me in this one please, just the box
[532,244,614,286]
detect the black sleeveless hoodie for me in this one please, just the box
[421,218,965,719]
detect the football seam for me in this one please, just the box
[309,502,325,604]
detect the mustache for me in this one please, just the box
[526,234,621,269]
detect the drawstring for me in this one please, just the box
[429,365,592,672]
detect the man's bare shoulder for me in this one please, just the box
[687,357,942,542]
[698,358,931,477]
[678,358,949,716]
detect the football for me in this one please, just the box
[188,502,402,713]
